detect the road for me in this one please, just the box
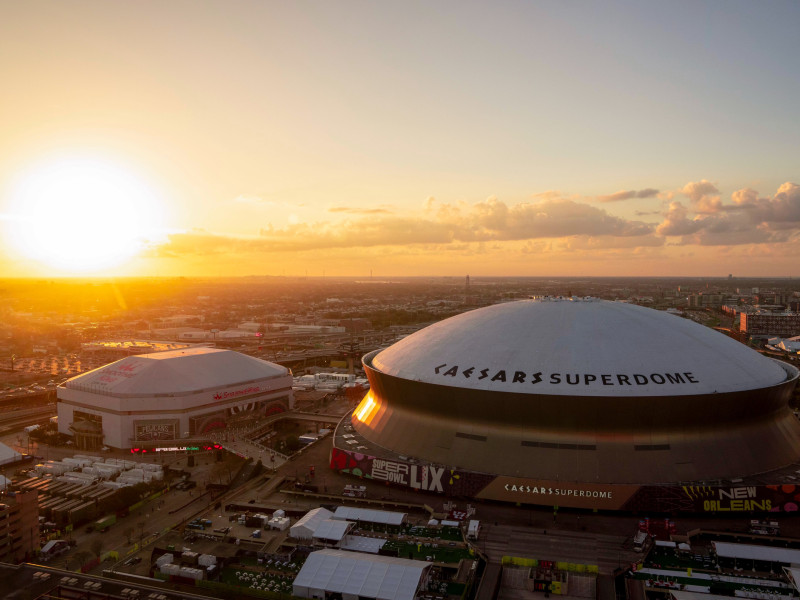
[482,522,640,573]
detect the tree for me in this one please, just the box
[71,550,92,571]
[210,461,231,485]
[285,434,301,452]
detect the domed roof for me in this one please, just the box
[65,347,288,397]
[370,298,793,397]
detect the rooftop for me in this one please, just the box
[63,348,289,397]
[370,299,795,397]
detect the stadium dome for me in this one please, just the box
[58,347,293,449]
[350,298,800,485]
[63,347,287,397]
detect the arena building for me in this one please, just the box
[331,298,800,513]
[57,348,293,450]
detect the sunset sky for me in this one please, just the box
[1,1,799,278]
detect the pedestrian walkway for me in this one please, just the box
[207,417,290,469]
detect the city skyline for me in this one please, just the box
[1,1,799,278]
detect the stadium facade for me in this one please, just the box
[331,298,800,513]
[57,348,293,450]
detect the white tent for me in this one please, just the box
[338,535,387,554]
[293,549,430,600]
[713,541,800,564]
[0,442,25,467]
[312,520,353,543]
[332,506,407,526]
[291,507,334,540]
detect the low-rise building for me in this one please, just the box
[0,490,39,563]
[688,293,726,308]
[57,348,293,450]
[741,312,800,337]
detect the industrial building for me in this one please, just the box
[332,298,800,513]
[57,347,293,450]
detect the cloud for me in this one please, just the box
[731,187,759,206]
[274,197,655,250]
[683,220,776,246]
[154,183,800,260]
[682,179,722,213]
[656,182,800,246]
[559,235,664,250]
[596,188,660,202]
[656,202,705,237]
[146,229,254,258]
[153,197,655,257]
[531,190,566,201]
[479,198,653,238]
[730,182,800,224]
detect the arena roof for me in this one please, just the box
[64,348,288,397]
[370,298,792,397]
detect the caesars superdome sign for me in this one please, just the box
[433,363,700,388]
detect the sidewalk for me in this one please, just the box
[207,419,290,469]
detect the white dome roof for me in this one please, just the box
[65,347,287,396]
[371,298,792,397]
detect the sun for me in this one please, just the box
[3,156,164,274]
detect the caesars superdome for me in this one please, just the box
[332,298,800,513]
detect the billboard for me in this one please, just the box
[331,445,800,513]
[134,419,178,441]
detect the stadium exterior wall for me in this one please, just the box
[330,441,800,513]
[352,353,800,485]
[58,376,293,449]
